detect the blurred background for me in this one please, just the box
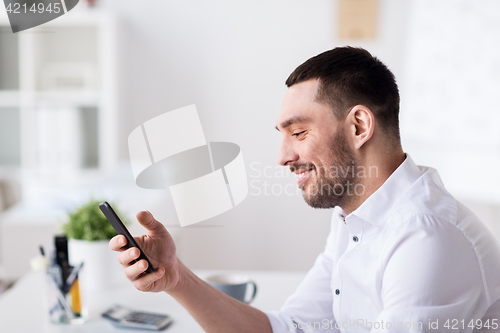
[0,0,499,289]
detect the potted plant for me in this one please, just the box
[62,199,130,292]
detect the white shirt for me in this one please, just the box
[266,155,500,333]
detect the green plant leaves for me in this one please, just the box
[63,199,130,241]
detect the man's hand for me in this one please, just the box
[109,211,182,293]
[110,211,272,333]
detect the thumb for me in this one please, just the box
[136,211,165,234]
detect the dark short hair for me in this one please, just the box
[286,47,401,143]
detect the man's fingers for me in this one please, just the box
[124,259,163,284]
[124,259,148,280]
[133,267,165,291]
[117,247,139,266]
[136,211,164,233]
[109,235,128,251]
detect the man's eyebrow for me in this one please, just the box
[275,115,312,132]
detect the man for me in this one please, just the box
[110,47,500,332]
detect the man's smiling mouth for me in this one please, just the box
[295,167,314,186]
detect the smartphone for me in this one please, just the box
[99,202,155,274]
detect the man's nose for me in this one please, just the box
[277,137,299,166]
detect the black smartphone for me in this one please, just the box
[99,202,155,274]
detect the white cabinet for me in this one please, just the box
[0,11,119,279]
[0,10,118,177]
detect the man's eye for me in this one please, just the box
[292,131,306,137]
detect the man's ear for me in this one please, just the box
[347,105,374,150]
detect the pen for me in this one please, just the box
[46,272,75,320]
[63,262,84,294]
[64,263,84,316]
[69,277,82,316]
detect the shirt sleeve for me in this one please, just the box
[265,218,340,333]
[371,214,490,333]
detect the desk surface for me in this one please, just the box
[0,270,306,333]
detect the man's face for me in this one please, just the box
[276,79,356,208]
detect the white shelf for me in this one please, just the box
[34,90,101,106]
[0,91,101,108]
[0,10,118,175]
[0,92,20,107]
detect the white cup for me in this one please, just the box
[205,274,257,304]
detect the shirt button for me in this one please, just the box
[352,236,359,242]
[335,289,340,295]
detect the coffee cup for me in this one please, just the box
[205,274,257,304]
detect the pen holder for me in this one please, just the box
[46,263,86,324]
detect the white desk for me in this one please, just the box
[0,270,306,333]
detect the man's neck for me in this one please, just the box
[341,151,406,215]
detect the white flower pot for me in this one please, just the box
[68,239,126,293]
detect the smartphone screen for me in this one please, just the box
[99,202,155,274]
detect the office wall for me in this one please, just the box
[96,0,500,270]
[94,0,412,270]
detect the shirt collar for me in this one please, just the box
[348,154,425,227]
